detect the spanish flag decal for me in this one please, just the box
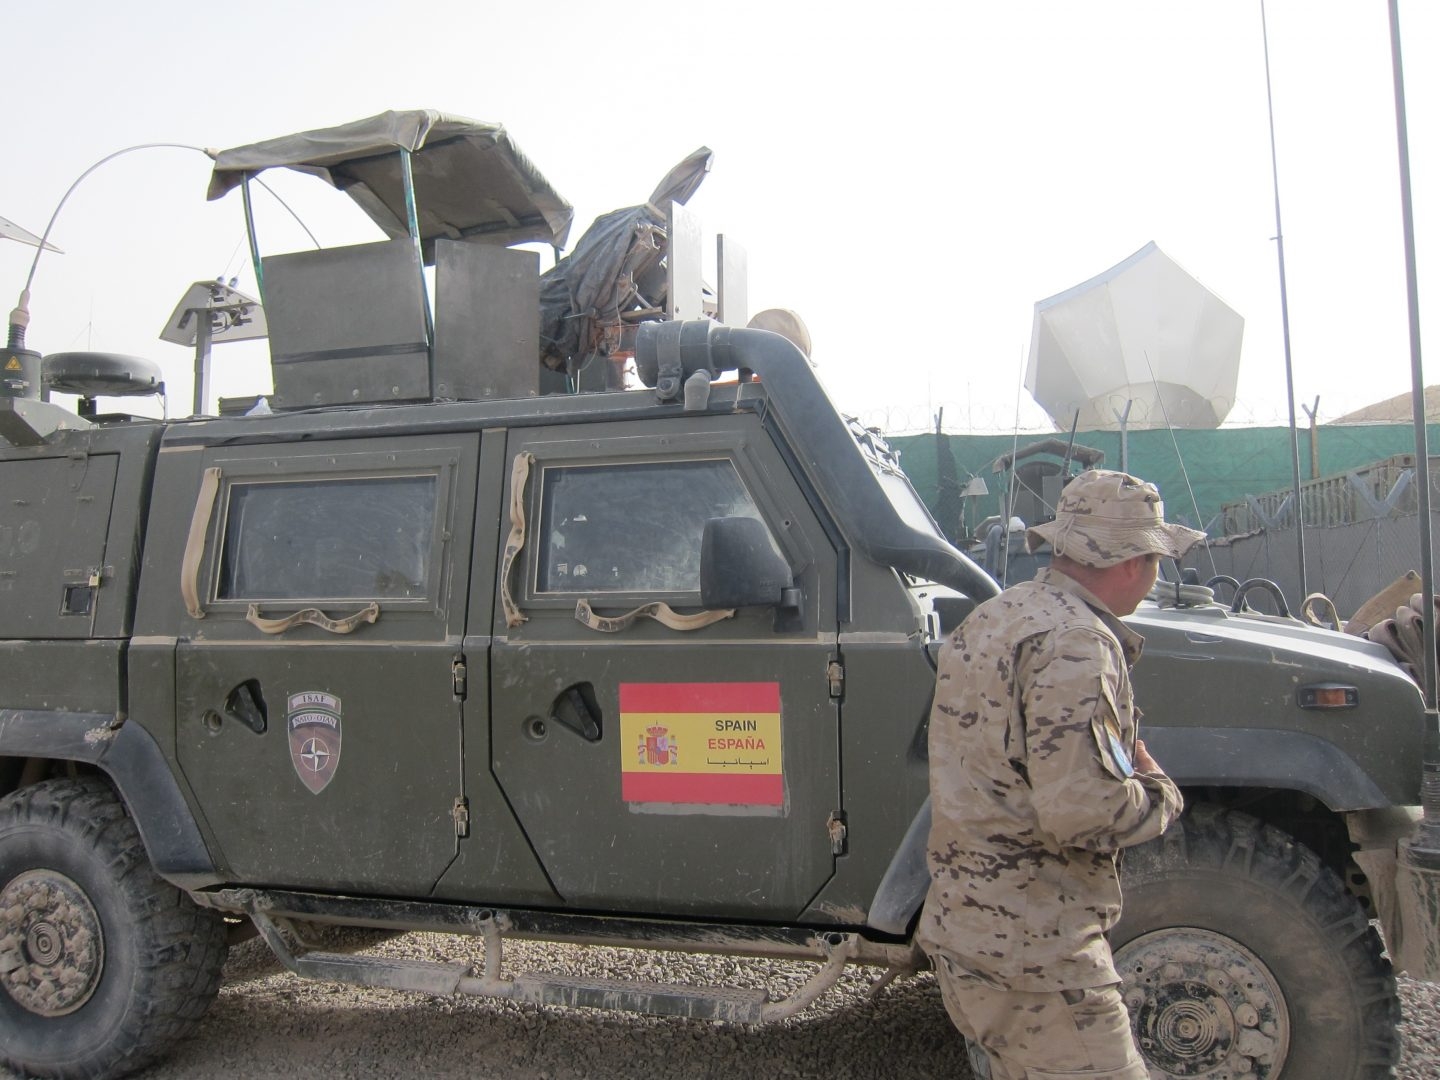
[620,682,784,807]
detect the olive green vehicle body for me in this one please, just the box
[0,338,1427,942]
[5,111,1435,1080]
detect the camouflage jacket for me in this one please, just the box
[916,566,1183,991]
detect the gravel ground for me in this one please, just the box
[158,934,967,1079]
[5,932,1437,1079]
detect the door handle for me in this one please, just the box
[224,679,268,734]
[550,684,601,742]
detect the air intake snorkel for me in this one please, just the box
[636,320,999,603]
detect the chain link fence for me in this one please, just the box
[889,415,1439,620]
[863,397,1368,437]
[1187,459,1440,619]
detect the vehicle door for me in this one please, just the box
[488,413,840,920]
[169,435,478,894]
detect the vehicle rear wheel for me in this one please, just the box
[0,777,228,1079]
[1112,803,1400,1079]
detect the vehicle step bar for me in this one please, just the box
[246,905,857,1024]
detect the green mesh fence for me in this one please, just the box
[892,423,1440,543]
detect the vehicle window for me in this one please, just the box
[536,459,777,594]
[217,475,438,601]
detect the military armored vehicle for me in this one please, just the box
[2,112,1438,1080]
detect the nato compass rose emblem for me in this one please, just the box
[287,691,343,794]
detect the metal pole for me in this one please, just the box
[1113,400,1132,473]
[1388,0,1440,818]
[1387,3,1440,984]
[398,149,436,396]
[1260,0,1308,599]
[192,313,213,417]
[1302,397,1321,479]
[1388,0,1435,711]
[241,175,264,297]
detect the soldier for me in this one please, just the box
[918,469,1203,1080]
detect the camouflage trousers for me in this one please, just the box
[933,955,1148,1080]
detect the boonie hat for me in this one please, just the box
[1026,469,1205,568]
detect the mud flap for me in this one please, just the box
[1395,837,1440,979]
[1353,846,1401,958]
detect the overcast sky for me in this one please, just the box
[3,1,1434,433]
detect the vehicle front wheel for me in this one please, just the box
[0,777,228,1079]
[1112,803,1400,1080]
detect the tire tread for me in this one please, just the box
[1118,803,1400,1079]
[0,777,227,1080]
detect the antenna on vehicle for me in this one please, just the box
[1059,410,1079,482]
[1144,352,1219,582]
[7,144,215,354]
[998,344,1028,587]
[2,144,213,442]
[1259,0,1309,599]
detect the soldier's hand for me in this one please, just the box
[1133,738,1161,774]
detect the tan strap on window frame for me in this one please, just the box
[180,466,222,620]
[574,598,734,634]
[500,452,534,628]
[245,602,380,636]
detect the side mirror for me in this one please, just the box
[700,517,795,609]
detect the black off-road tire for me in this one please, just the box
[0,777,228,1079]
[1112,803,1400,1080]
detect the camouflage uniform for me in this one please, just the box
[918,470,1198,1080]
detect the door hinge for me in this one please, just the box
[826,810,848,856]
[827,660,844,699]
[452,796,470,838]
[452,657,468,700]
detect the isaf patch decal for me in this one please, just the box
[287,691,342,794]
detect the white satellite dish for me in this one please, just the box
[1025,242,1243,431]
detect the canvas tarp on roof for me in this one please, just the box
[207,109,573,255]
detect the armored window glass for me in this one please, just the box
[217,475,438,601]
[536,459,779,595]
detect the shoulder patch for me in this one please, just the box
[1092,680,1134,781]
[1092,717,1135,779]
